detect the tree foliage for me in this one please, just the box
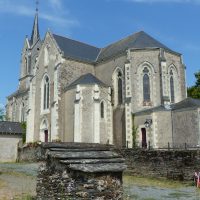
[0,107,5,121]
[194,71,200,87]
[21,122,27,143]
[187,71,200,99]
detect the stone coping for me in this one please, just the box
[42,142,114,150]
[44,142,126,173]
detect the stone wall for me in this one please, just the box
[121,149,200,181]
[17,145,44,162]
[0,135,22,162]
[37,165,123,200]
[36,143,126,200]
[172,108,200,146]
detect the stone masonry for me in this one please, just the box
[121,149,200,181]
[36,143,126,200]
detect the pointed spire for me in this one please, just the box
[30,0,40,46]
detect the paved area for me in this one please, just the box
[0,163,39,200]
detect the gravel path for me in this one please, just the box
[0,163,39,200]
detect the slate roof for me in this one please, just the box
[171,98,200,110]
[65,73,109,91]
[97,31,174,61]
[52,31,178,63]
[134,105,165,115]
[7,89,29,99]
[0,121,23,136]
[53,34,101,63]
[134,98,200,115]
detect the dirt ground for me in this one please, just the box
[0,163,39,200]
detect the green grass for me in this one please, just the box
[14,195,34,200]
[0,178,6,187]
[123,175,190,189]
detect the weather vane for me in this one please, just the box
[36,0,39,13]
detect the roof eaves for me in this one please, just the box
[62,54,96,65]
[0,132,22,136]
[95,51,126,65]
[64,74,109,92]
[133,105,166,116]
[129,47,181,56]
[7,89,29,99]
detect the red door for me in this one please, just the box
[141,128,147,148]
[44,130,48,142]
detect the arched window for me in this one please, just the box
[43,75,50,110]
[24,57,28,75]
[44,46,49,66]
[170,70,175,103]
[100,101,104,119]
[143,67,150,102]
[118,71,123,105]
[112,68,123,107]
[21,102,25,122]
[28,56,31,74]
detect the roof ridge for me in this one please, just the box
[101,31,143,50]
[95,48,103,62]
[65,73,108,91]
[52,33,100,49]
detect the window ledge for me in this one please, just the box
[41,109,50,115]
[143,101,152,106]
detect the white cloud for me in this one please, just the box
[48,0,62,10]
[0,0,78,28]
[40,13,78,27]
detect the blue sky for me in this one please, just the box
[0,0,200,107]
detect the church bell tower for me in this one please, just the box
[18,1,41,91]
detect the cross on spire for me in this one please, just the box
[36,0,39,13]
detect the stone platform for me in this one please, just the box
[36,143,126,200]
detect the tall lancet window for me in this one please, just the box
[25,57,28,75]
[118,71,123,105]
[43,75,50,110]
[143,67,150,102]
[170,70,175,103]
[100,101,104,119]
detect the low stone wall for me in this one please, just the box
[36,143,126,200]
[0,135,22,162]
[37,165,122,200]
[17,144,44,162]
[120,149,200,181]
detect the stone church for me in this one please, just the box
[6,13,200,148]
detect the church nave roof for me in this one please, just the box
[52,31,179,64]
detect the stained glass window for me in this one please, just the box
[100,102,104,118]
[118,72,123,105]
[143,68,150,102]
[43,76,50,110]
[170,76,175,103]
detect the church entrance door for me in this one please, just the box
[141,128,147,148]
[44,130,48,142]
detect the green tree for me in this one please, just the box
[21,122,26,143]
[187,71,200,99]
[194,71,200,87]
[0,107,5,121]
